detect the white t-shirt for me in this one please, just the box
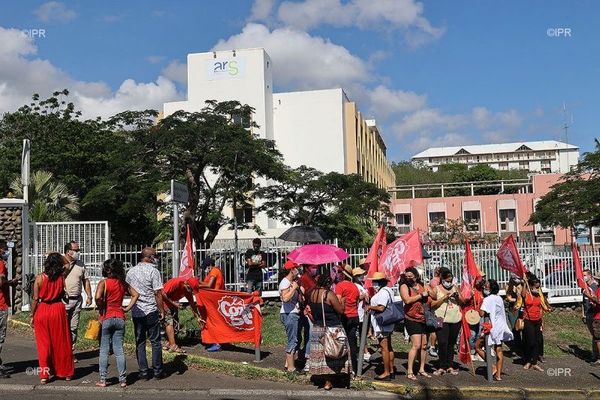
[480,294,514,345]
[279,277,300,314]
[370,286,395,334]
[355,283,368,322]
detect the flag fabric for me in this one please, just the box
[572,241,588,290]
[364,225,387,289]
[458,315,472,365]
[196,288,263,347]
[461,241,483,300]
[378,230,423,286]
[179,225,195,279]
[496,235,527,278]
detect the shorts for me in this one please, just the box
[592,320,600,341]
[405,318,427,336]
[163,307,179,328]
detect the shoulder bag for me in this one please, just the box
[319,290,348,359]
[374,288,405,328]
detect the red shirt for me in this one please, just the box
[334,280,360,318]
[594,287,600,320]
[0,261,9,310]
[299,272,316,293]
[163,277,189,305]
[100,278,126,321]
[403,284,430,323]
[463,288,484,313]
[523,293,543,321]
[204,267,225,290]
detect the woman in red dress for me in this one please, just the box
[30,252,75,384]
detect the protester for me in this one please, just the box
[30,253,74,384]
[95,259,139,387]
[244,238,266,295]
[463,277,485,361]
[202,257,225,290]
[298,264,318,368]
[352,267,371,363]
[126,247,165,380]
[161,276,203,354]
[63,241,92,360]
[0,240,17,379]
[582,269,599,363]
[476,279,513,381]
[505,274,524,355]
[307,271,351,390]
[279,260,302,372]
[520,274,551,371]
[400,267,432,380]
[367,271,396,381]
[427,267,441,358]
[335,265,361,373]
[431,267,465,375]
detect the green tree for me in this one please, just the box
[9,170,79,221]
[530,139,600,231]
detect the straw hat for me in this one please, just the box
[352,267,366,277]
[341,264,354,279]
[359,257,368,266]
[367,271,387,281]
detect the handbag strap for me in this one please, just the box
[320,289,327,328]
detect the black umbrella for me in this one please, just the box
[279,226,331,243]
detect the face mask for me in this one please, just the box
[372,283,381,291]
[483,289,491,297]
[584,276,591,283]
[1,251,9,261]
[406,278,415,286]
[531,288,539,295]
[442,281,453,290]
[356,277,365,284]
[71,251,80,261]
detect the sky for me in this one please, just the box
[1,0,598,161]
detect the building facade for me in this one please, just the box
[163,48,395,238]
[412,141,579,174]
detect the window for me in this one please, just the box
[463,210,481,232]
[234,205,253,224]
[395,213,411,234]
[519,161,529,170]
[499,162,508,170]
[231,113,251,129]
[429,212,446,233]
[499,209,516,232]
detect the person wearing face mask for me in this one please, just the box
[335,265,361,374]
[430,267,465,376]
[279,260,303,373]
[0,240,18,379]
[475,279,513,381]
[505,274,524,356]
[352,267,371,363]
[298,264,319,371]
[581,269,599,363]
[367,272,396,381]
[63,241,92,359]
[520,274,551,371]
[400,267,433,381]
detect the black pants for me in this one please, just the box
[133,311,163,376]
[341,315,360,373]
[437,322,461,369]
[523,319,543,364]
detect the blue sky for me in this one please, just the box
[1,1,598,161]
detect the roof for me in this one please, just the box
[412,140,578,159]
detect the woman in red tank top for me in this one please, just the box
[30,253,75,384]
[94,259,139,387]
[520,274,551,372]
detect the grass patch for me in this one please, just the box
[543,309,591,357]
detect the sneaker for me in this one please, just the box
[428,347,438,358]
[206,344,222,352]
[363,352,371,362]
[472,354,484,362]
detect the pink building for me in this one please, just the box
[390,174,574,245]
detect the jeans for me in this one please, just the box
[246,279,263,294]
[133,311,163,376]
[280,312,300,353]
[523,319,543,365]
[469,322,480,352]
[0,310,7,367]
[299,314,312,358]
[437,321,461,369]
[99,318,126,382]
[65,296,83,349]
[342,315,360,373]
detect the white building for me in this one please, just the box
[163,48,394,239]
[411,140,579,173]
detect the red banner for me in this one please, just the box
[572,241,588,290]
[179,225,195,280]
[196,288,263,346]
[461,241,483,300]
[365,225,387,289]
[379,230,422,286]
[496,235,527,278]
[458,314,472,365]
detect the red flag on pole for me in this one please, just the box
[378,230,423,286]
[365,225,387,289]
[458,315,473,365]
[496,235,527,278]
[179,225,195,279]
[572,241,588,290]
[461,241,482,300]
[196,288,263,346]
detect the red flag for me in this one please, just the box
[496,235,527,278]
[378,230,423,286]
[365,225,387,289]
[196,288,263,347]
[572,241,588,290]
[179,225,195,279]
[458,315,472,365]
[461,241,482,300]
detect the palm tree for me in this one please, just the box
[9,170,79,221]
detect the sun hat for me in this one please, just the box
[352,267,366,277]
[367,271,387,281]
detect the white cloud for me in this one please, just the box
[0,27,182,120]
[33,1,77,23]
[213,23,368,90]
[472,107,521,130]
[249,0,276,21]
[146,55,166,64]
[161,60,187,85]
[368,85,426,117]
[393,108,468,137]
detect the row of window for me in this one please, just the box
[426,150,557,165]
[395,208,518,234]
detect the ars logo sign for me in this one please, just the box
[380,239,408,281]
[218,295,254,331]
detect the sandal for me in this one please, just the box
[40,379,48,385]
[120,382,127,388]
[95,381,106,387]
[324,382,333,390]
[406,373,417,381]
[169,345,186,354]
[447,368,459,375]
[532,365,544,372]
[418,371,431,378]
[433,369,445,376]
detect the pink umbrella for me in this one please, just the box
[287,244,349,265]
